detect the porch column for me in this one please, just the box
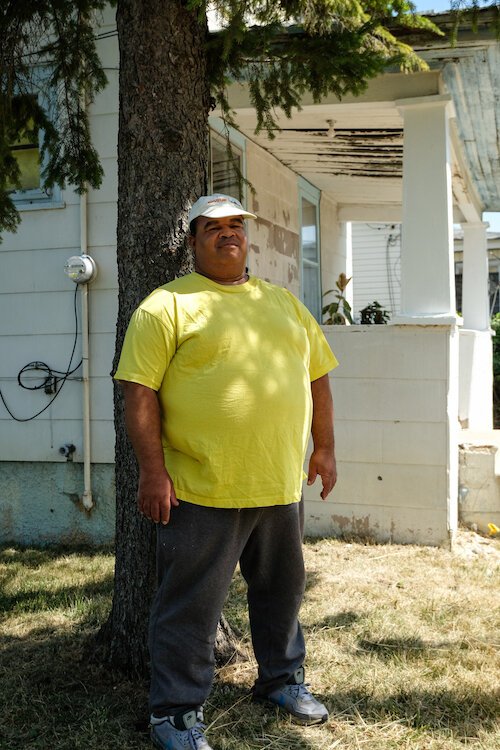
[395,95,458,324]
[459,221,493,430]
[461,222,490,330]
[339,221,353,311]
[394,95,459,546]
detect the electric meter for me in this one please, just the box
[64,255,97,284]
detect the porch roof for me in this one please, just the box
[226,9,500,222]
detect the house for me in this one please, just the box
[1,7,499,546]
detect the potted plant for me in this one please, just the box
[322,273,353,324]
[359,301,390,325]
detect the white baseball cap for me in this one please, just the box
[188,193,257,224]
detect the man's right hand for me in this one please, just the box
[119,382,180,525]
[138,466,179,525]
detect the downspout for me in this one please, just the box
[80,189,94,511]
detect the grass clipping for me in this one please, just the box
[0,532,499,749]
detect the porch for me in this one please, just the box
[228,12,499,546]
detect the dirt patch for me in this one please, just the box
[453,528,500,560]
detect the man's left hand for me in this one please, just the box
[307,448,337,500]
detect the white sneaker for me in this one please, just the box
[265,667,329,724]
[150,708,213,750]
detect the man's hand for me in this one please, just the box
[309,374,337,501]
[307,448,337,500]
[120,381,180,525]
[138,466,179,525]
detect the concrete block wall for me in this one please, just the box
[459,440,500,532]
[303,324,458,546]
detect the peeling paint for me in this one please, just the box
[256,218,299,259]
[250,128,404,180]
[331,513,374,538]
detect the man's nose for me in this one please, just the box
[219,226,236,237]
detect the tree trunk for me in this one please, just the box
[98,0,211,675]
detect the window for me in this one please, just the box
[209,131,243,200]
[7,89,62,209]
[299,181,321,321]
[455,265,463,314]
[7,113,41,192]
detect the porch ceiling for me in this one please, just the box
[232,99,406,211]
[226,13,500,220]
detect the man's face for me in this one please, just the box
[189,215,248,280]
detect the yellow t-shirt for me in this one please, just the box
[114,272,338,508]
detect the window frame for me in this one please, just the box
[8,71,64,211]
[298,177,322,322]
[208,116,247,205]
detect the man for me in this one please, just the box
[114,193,338,750]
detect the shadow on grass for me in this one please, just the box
[0,576,114,615]
[0,627,322,750]
[314,610,361,630]
[0,624,150,750]
[319,686,499,737]
[1,624,498,749]
[0,545,114,567]
[356,636,454,661]
[209,680,327,749]
[0,545,115,617]
[304,570,322,592]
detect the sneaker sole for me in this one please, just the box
[253,695,328,725]
[150,725,213,750]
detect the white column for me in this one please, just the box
[395,95,458,324]
[461,222,490,331]
[459,221,493,430]
[339,222,353,311]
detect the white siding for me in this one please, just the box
[0,11,118,465]
[351,222,401,321]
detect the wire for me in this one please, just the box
[16,29,118,61]
[385,227,401,313]
[0,284,82,422]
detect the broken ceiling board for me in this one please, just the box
[248,127,404,179]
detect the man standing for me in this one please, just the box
[114,194,338,750]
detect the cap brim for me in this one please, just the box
[199,205,257,220]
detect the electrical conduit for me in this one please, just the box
[80,189,94,510]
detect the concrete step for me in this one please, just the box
[458,429,500,534]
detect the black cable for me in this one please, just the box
[0,284,83,422]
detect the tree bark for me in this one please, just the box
[99,0,211,675]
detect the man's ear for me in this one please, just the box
[188,234,196,252]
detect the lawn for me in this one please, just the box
[0,533,499,749]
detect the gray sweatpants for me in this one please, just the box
[149,498,306,716]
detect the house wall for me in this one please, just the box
[351,222,401,321]
[0,11,119,545]
[303,324,459,546]
[246,140,301,297]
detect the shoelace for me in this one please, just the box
[189,722,207,749]
[284,683,313,700]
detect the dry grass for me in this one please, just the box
[0,533,499,749]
